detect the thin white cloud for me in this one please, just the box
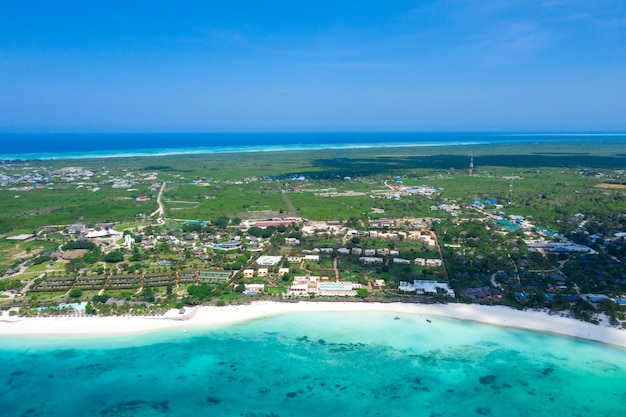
[314,61,390,69]
[205,28,250,46]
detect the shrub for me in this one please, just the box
[69,288,82,298]
[104,251,125,263]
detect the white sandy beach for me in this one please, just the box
[1,302,626,348]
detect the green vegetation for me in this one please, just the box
[1,138,626,325]
[0,279,24,291]
[69,288,82,298]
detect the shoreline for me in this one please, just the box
[1,301,626,349]
[0,140,490,161]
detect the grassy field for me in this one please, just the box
[1,138,625,237]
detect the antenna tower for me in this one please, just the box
[469,152,474,176]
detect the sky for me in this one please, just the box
[1,0,625,133]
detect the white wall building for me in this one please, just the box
[256,255,283,266]
[398,280,455,297]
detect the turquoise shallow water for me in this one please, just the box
[2,311,626,417]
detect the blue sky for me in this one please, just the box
[1,0,625,132]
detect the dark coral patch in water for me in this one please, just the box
[479,375,496,385]
[100,400,170,417]
[328,342,366,353]
[286,392,298,398]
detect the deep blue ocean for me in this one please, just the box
[1,132,622,160]
[2,311,626,417]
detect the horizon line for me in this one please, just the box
[1,131,626,136]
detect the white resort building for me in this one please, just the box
[398,280,455,297]
[288,276,359,297]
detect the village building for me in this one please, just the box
[198,270,231,284]
[243,269,255,278]
[246,236,261,247]
[85,227,120,239]
[398,280,455,297]
[301,221,344,236]
[421,236,436,248]
[370,218,395,228]
[287,276,358,297]
[292,276,309,285]
[318,282,358,296]
[212,240,241,250]
[253,217,302,228]
[256,255,283,266]
[243,284,265,295]
[426,259,442,267]
[288,283,309,296]
[359,257,383,265]
[393,258,411,265]
[528,242,594,254]
[66,224,87,234]
[464,287,492,300]
[124,234,134,249]
[288,275,316,296]
[6,234,36,241]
